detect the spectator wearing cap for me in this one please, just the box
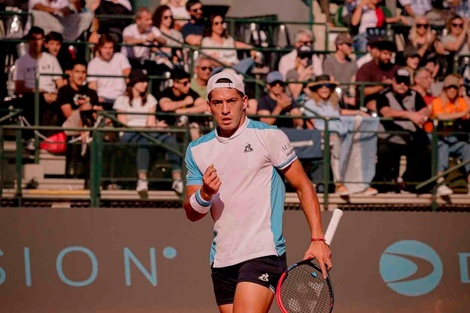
[181,0,205,45]
[413,68,435,106]
[351,0,409,52]
[257,71,303,129]
[406,16,446,61]
[88,34,131,109]
[303,75,378,196]
[430,74,470,196]
[374,68,431,193]
[113,69,184,196]
[441,14,470,57]
[323,33,357,91]
[278,28,322,80]
[158,69,207,139]
[122,7,167,65]
[356,40,399,112]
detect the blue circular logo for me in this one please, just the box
[379,240,443,296]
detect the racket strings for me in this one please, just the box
[279,264,332,313]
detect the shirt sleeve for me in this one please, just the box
[147,94,158,109]
[185,144,203,185]
[87,60,98,82]
[51,55,63,81]
[322,58,334,77]
[117,53,131,71]
[264,128,298,170]
[430,98,443,118]
[414,92,427,112]
[13,59,24,81]
[56,86,69,106]
[376,92,391,116]
[152,26,162,37]
[112,96,127,111]
[355,64,369,82]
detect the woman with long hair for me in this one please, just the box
[430,74,470,196]
[152,5,184,65]
[200,14,256,74]
[441,14,470,56]
[303,75,377,196]
[113,69,183,196]
[407,16,446,61]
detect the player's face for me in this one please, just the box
[208,88,248,138]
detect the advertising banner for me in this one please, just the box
[0,209,468,312]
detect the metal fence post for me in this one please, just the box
[34,73,40,163]
[90,131,103,208]
[0,126,3,202]
[431,120,439,211]
[322,118,330,210]
[15,128,23,207]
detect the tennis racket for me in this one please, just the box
[276,209,344,313]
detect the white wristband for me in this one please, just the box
[189,189,212,214]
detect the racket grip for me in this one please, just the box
[324,209,343,246]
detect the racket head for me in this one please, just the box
[276,259,334,313]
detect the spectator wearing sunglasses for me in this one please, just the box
[278,28,322,80]
[407,16,446,62]
[429,74,470,196]
[374,68,431,193]
[181,0,205,45]
[303,75,378,196]
[441,15,470,57]
[153,5,184,65]
[191,56,212,99]
[158,68,207,139]
[323,33,357,92]
[163,0,191,30]
[257,71,303,129]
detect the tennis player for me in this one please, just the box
[183,71,332,313]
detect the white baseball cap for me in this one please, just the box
[206,71,245,99]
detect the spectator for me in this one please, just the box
[162,0,190,30]
[57,59,98,126]
[26,0,94,42]
[201,14,255,74]
[356,35,381,68]
[113,69,183,196]
[285,46,318,101]
[441,15,470,57]
[445,0,469,18]
[374,68,431,193]
[334,0,358,29]
[89,0,133,44]
[87,34,131,109]
[303,75,377,196]
[413,67,435,106]
[278,28,322,80]
[14,27,65,139]
[153,4,184,64]
[158,69,207,139]
[401,46,422,81]
[351,0,409,52]
[430,74,470,196]
[122,7,167,65]
[406,16,446,61]
[323,33,357,92]
[356,39,399,111]
[423,53,445,95]
[398,0,432,18]
[44,31,73,74]
[257,71,303,129]
[191,56,212,99]
[181,0,205,45]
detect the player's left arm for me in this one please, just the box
[282,161,333,276]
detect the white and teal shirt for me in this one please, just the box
[185,118,297,268]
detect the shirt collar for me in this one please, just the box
[215,117,250,143]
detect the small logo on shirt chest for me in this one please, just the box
[244,143,253,153]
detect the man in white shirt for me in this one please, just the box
[14,26,65,139]
[88,34,131,109]
[278,28,322,80]
[26,0,93,41]
[122,7,167,63]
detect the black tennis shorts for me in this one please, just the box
[211,253,287,306]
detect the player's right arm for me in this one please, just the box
[183,164,221,222]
